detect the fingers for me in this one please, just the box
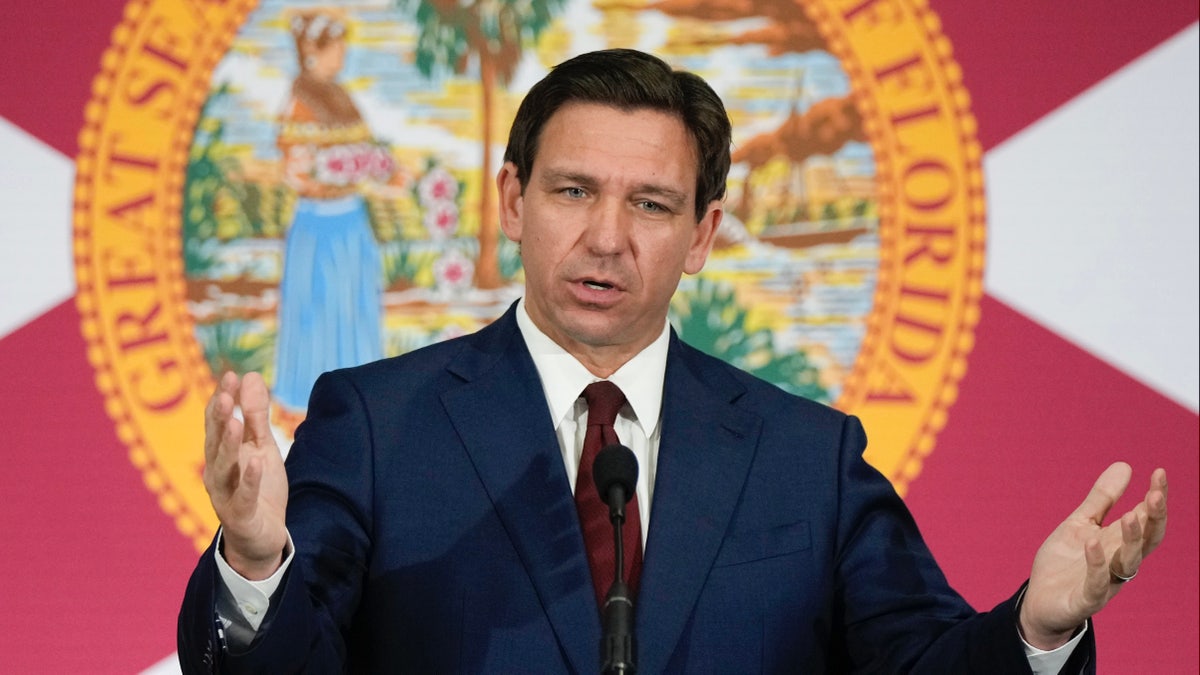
[203,371,240,467]
[238,372,276,449]
[1101,468,1168,585]
[229,454,264,522]
[1141,468,1168,558]
[205,372,245,496]
[1109,511,1143,581]
[202,371,278,504]
[1071,462,1132,525]
[1082,536,1110,605]
[200,371,288,565]
[1152,467,1168,498]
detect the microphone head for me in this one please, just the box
[593,443,638,505]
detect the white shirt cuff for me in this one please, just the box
[1022,620,1087,674]
[213,529,295,631]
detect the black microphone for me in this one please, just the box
[593,443,638,675]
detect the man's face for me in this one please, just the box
[498,102,722,374]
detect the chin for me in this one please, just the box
[558,316,625,348]
[564,326,622,349]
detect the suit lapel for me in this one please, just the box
[440,308,599,674]
[636,336,763,674]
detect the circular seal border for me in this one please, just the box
[74,0,985,550]
[804,0,985,495]
[74,0,256,551]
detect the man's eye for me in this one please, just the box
[638,200,666,213]
[563,187,586,199]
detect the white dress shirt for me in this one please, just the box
[515,297,668,544]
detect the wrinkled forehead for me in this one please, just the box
[534,102,700,180]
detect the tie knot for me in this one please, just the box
[583,381,626,428]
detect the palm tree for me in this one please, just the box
[398,0,565,289]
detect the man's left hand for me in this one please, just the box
[1019,462,1168,650]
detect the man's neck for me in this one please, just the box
[519,304,660,378]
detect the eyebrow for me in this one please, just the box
[539,169,691,210]
[538,169,597,191]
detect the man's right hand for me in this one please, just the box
[203,371,290,581]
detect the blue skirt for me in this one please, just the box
[274,195,382,410]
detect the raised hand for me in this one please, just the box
[1019,462,1168,649]
[202,371,290,580]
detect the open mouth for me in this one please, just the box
[582,280,614,291]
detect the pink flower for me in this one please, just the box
[423,201,459,239]
[368,147,395,181]
[314,145,356,185]
[433,249,474,292]
[351,145,372,174]
[418,167,459,206]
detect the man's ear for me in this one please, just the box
[684,201,723,275]
[497,162,523,243]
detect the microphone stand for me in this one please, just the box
[600,473,636,674]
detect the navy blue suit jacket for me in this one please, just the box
[179,304,1094,673]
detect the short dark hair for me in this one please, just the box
[503,49,731,222]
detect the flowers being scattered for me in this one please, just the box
[312,143,395,186]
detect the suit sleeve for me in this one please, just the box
[832,416,1096,674]
[177,370,376,673]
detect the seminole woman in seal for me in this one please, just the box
[273,9,393,431]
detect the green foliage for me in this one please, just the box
[498,236,523,281]
[183,85,234,246]
[184,238,221,279]
[183,82,290,261]
[184,83,262,274]
[237,182,292,239]
[671,278,829,403]
[396,0,565,84]
[382,242,422,288]
[410,10,468,78]
[195,319,275,378]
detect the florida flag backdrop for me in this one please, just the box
[0,0,1196,672]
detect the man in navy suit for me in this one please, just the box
[179,49,1168,673]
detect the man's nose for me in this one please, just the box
[584,198,630,255]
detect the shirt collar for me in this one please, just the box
[515,297,669,437]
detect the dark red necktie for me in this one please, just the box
[575,381,643,610]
